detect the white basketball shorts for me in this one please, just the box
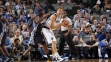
[42,28,57,44]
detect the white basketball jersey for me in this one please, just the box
[45,13,62,30]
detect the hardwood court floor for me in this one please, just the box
[15,59,111,62]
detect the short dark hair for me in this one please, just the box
[102,17,107,22]
[85,26,89,29]
[14,38,20,43]
[96,26,100,29]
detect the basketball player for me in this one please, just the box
[0,16,14,62]
[18,13,50,62]
[42,6,67,61]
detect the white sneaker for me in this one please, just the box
[104,54,108,59]
[99,54,102,58]
[57,57,64,61]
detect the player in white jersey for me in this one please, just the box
[42,6,67,61]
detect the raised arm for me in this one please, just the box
[34,14,50,24]
[1,16,11,34]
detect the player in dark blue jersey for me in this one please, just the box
[0,16,14,62]
[18,10,51,62]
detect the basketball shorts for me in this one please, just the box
[42,28,56,44]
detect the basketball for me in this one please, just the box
[62,19,69,27]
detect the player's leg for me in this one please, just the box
[42,44,50,57]
[23,46,34,57]
[1,45,10,57]
[18,46,34,62]
[0,46,5,56]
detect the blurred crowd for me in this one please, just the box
[0,0,111,60]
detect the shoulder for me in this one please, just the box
[101,39,106,42]
[50,14,56,20]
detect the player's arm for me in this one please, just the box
[34,14,50,24]
[67,25,72,34]
[1,16,11,33]
[50,15,63,29]
[55,27,61,38]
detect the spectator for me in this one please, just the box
[17,5,26,16]
[101,17,110,29]
[5,0,15,6]
[72,28,77,37]
[74,14,82,28]
[99,15,104,23]
[0,7,3,14]
[0,0,4,8]
[8,15,16,24]
[34,2,44,16]
[5,34,13,54]
[89,26,93,34]
[44,2,55,13]
[17,14,27,27]
[84,9,90,15]
[81,17,89,26]
[27,9,34,19]
[19,10,27,20]
[1,11,9,20]
[101,33,111,58]
[11,29,23,45]
[24,0,33,7]
[78,23,86,39]
[15,0,26,10]
[12,38,25,56]
[21,24,30,49]
[19,22,24,31]
[89,15,95,24]
[98,28,106,42]
[92,20,98,32]
[86,35,99,59]
[106,1,111,10]
[80,3,90,15]
[76,27,81,36]
[73,9,81,22]
[28,14,35,28]
[3,5,7,12]
[90,4,102,15]
[72,36,81,55]
[85,13,90,22]
[7,6,15,16]
[80,26,91,43]
[95,26,101,39]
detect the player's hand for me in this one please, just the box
[64,33,68,37]
[44,14,50,18]
[0,37,1,41]
[55,34,58,38]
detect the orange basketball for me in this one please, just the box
[62,19,69,27]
